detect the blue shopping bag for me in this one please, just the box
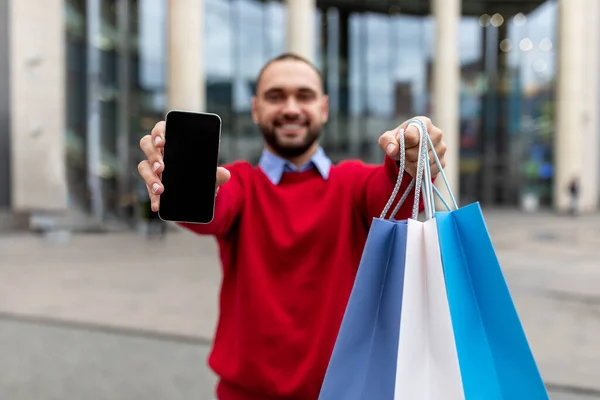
[435,204,549,400]
[318,217,408,400]
[319,128,415,400]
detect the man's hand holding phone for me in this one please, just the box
[138,120,231,213]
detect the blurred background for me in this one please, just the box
[0,0,599,399]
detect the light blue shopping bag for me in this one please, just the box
[436,204,548,400]
[403,117,549,399]
[389,117,549,400]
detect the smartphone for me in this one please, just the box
[159,110,222,224]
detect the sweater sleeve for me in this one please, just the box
[353,155,422,226]
[176,163,245,237]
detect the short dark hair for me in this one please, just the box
[254,52,325,94]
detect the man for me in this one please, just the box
[138,53,447,399]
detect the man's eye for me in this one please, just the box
[266,94,283,102]
[298,92,315,102]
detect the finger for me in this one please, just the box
[406,147,420,163]
[140,137,165,174]
[147,187,161,212]
[428,147,447,176]
[403,124,421,148]
[140,135,154,159]
[400,116,434,148]
[140,134,165,169]
[423,150,439,178]
[151,121,166,148]
[405,153,436,173]
[378,130,400,159]
[216,167,231,187]
[428,126,443,147]
[138,160,163,196]
[405,127,445,164]
[430,163,440,178]
[429,140,447,166]
[405,164,417,178]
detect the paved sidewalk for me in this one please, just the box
[0,317,217,400]
[1,208,600,398]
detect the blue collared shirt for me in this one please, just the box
[258,146,332,185]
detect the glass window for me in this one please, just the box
[509,1,557,207]
[65,0,89,211]
[457,0,557,207]
[205,0,323,164]
[336,9,434,163]
[137,0,167,100]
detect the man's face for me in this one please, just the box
[252,59,329,158]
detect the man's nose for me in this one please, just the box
[282,98,301,116]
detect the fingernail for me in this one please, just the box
[386,143,396,155]
[152,183,160,193]
[153,162,161,172]
[154,136,162,145]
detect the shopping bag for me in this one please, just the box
[318,218,407,400]
[393,121,465,400]
[406,117,548,399]
[319,127,412,400]
[436,205,549,399]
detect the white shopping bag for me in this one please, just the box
[393,217,465,399]
[391,118,465,399]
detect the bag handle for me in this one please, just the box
[381,120,427,220]
[381,118,459,221]
[410,118,458,215]
[412,120,429,220]
[380,126,407,219]
[420,120,458,213]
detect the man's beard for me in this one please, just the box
[259,122,321,158]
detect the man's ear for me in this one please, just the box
[321,94,329,124]
[251,96,259,124]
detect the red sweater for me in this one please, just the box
[179,155,416,400]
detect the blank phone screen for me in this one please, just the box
[159,111,221,224]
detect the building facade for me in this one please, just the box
[1,0,599,229]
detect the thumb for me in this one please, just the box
[378,130,400,159]
[216,167,231,187]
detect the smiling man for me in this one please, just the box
[137,52,448,400]
[253,54,327,162]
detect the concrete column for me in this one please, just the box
[9,0,68,211]
[286,0,317,62]
[167,0,204,111]
[432,0,461,206]
[580,0,600,211]
[554,0,597,212]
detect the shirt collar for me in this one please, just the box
[259,146,331,185]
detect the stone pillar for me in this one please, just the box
[579,0,600,211]
[9,0,68,211]
[554,0,598,212]
[167,0,204,111]
[286,0,317,62]
[432,0,461,206]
